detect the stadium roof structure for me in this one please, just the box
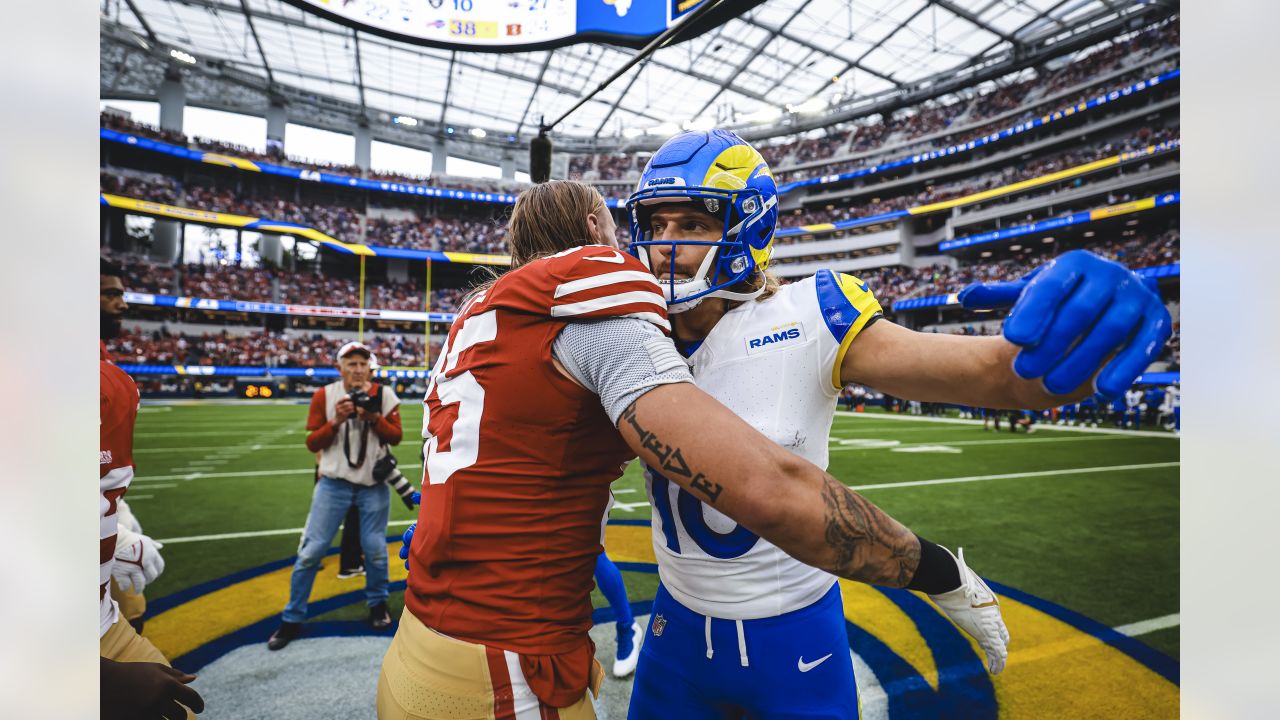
[101,0,1176,153]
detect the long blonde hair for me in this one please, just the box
[506,180,609,268]
[464,180,609,301]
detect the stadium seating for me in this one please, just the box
[100,11,1179,382]
[107,327,431,368]
[569,18,1178,183]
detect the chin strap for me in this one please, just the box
[640,241,766,314]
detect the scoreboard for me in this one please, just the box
[286,0,716,51]
[236,380,288,399]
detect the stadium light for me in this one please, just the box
[1042,236,1055,243]
[392,115,419,127]
[1010,244,1022,251]
[786,98,827,114]
[741,107,782,124]
[169,49,197,65]
[469,128,487,139]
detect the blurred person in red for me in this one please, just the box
[100,258,203,719]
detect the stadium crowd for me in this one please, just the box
[369,285,467,313]
[102,112,531,197]
[780,228,1180,311]
[769,19,1178,170]
[774,72,1179,186]
[107,327,433,368]
[564,18,1178,182]
[105,252,475,311]
[778,127,1179,229]
[102,120,1175,260]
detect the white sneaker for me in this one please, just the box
[612,621,643,678]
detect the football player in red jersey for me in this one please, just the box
[378,181,980,720]
[100,259,203,719]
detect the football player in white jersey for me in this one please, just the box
[623,129,1173,718]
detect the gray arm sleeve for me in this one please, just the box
[552,317,694,425]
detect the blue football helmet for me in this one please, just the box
[626,129,779,313]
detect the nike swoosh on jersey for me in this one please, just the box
[798,653,833,672]
[584,252,626,264]
[855,280,870,292]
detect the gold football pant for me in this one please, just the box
[110,578,146,621]
[378,608,600,720]
[100,615,196,719]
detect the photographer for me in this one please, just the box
[333,356,418,580]
[268,342,403,651]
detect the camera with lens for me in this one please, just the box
[374,451,417,510]
[347,387,382,415]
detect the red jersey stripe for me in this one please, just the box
[486,646,515,720]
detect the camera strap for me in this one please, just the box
[342,419,370,468]
[339,383,383,468]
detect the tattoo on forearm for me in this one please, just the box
[619,402,723,504]
[820,476,920,587]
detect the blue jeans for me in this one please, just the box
[283,475,390,623]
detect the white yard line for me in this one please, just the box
[134,462,424,483]
[124,495,153,500]
[135,429,296,438]
[151,462,1177,543]
[833,411,1177,439]
[156,519,418,545]
[611,501,651,513]
[1113,613,1180,637]
[832,427,999,435]
[830,435,1126,451]
[851,461,1178,492]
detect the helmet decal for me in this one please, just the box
[625,129,779,312]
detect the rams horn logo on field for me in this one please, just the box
[142,522,1177,719]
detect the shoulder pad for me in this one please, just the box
[489,245,671,332]
[813,269,882,344]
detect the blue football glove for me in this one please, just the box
[411,491,421,507]
[958,249,1172,398]
[399,522,416,571]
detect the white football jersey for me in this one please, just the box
[644,270,882,619]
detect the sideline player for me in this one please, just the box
[596,552,643,677]
[100,259,203,719]
[622,129,1172,718]
[380,180,1009,719]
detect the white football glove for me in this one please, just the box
[928,547,1010,674]
[112,527,165,594]
[117,498,143,535]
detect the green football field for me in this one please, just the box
[126,399,1179,716]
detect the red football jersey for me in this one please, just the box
[100,359,139,635]
[406,244,667,706]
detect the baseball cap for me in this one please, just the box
[336,341,372,362]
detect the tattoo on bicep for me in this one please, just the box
[821,476,920,587]
[619,402,724,504]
